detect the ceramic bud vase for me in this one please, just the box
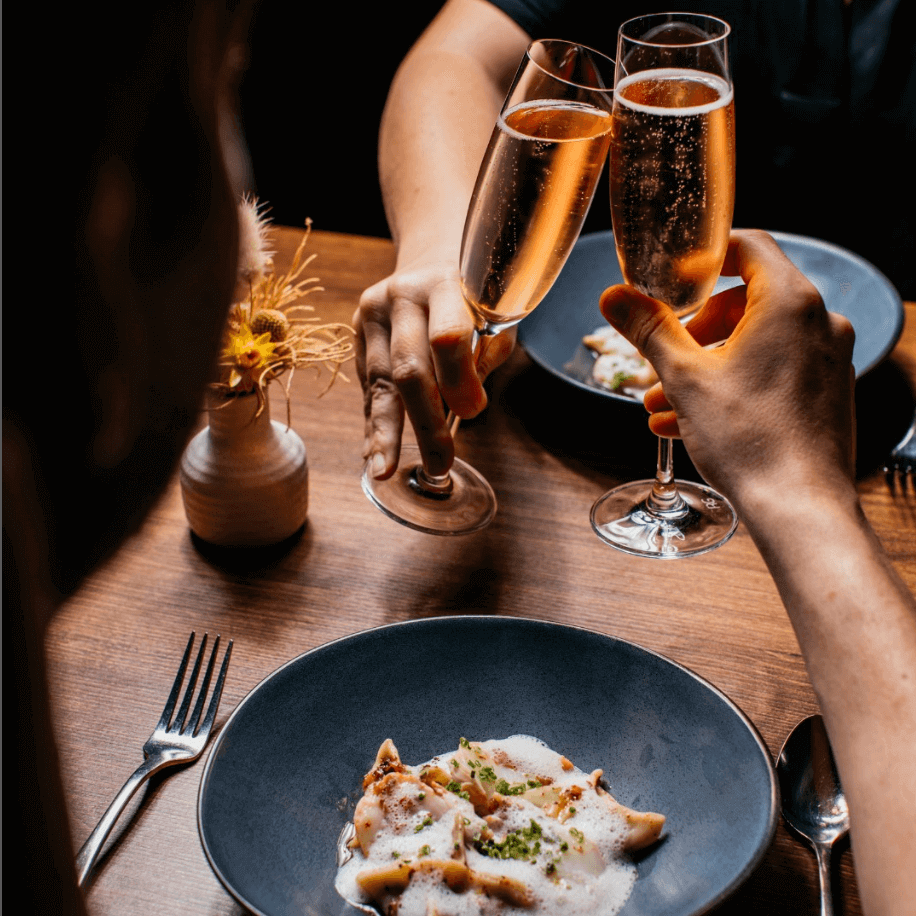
[179,391,308,547]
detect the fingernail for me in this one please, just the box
[369,453,386,479]
[604,294,630,328]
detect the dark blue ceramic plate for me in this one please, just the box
[518,230,904,404]
[198,616,778,916]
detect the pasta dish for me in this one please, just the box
[582,325,657,396]
[335,735,665,915]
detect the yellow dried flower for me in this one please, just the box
[212,201,354,421]
[222,330,277,391]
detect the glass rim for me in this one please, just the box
[525,37,616,93]
[618,12,731,49]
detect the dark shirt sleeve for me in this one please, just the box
[479,0,914,298]
[481,0,643,49]
[482,0,564,38]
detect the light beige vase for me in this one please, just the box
[179,392,308,547]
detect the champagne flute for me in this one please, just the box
[363,39,616,535]
[590,13,738,557]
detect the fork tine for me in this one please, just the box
[156,632,196,731]
[76,633,235,887]
[171,632,208,733]
[197,638,233,739]
[187,635,220,736]
[884,411,916,486]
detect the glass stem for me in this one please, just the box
[646,436,688,517]
[414,330,483,495]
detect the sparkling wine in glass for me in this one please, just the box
[364,39,616,535]
[590,13,738,557]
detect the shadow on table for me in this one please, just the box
[495,355,701,488]
[853,357,916,477]
[188,525,312,578]
[498,350,916,486]
[373,522,513,624]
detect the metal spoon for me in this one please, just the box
[777,714,850,916]
[335,822,383,915]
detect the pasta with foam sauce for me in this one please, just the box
[336,735,665,915]
[582,325,657,395]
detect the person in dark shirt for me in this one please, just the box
[354,0,913,483]
[352,5,916,912]
[488,0,914,298]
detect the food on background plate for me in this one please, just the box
[336,735,665,915]
[582,325,657,397]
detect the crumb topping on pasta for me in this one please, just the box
[336,735,665,915]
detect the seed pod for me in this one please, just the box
[251,308,290,342]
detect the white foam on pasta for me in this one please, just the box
[336,735,656,916]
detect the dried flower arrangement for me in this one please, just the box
[213,196,353,420]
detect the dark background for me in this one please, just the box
[236,2,615,242]
[235,4,912,300]
[238,3,445,238]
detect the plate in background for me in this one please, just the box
[518,230,904,403]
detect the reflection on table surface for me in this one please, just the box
[47,227,916,916]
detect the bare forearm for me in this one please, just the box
[599,231,913,914]
[377,0,527,266]
[380,50,497,262]
[738,485,916,916]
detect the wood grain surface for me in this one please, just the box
[46,227,916,915]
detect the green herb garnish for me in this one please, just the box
[495,778,528,796]
[610,370,633,391]
[475,820,543,861]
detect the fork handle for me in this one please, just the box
[75,755,166,887]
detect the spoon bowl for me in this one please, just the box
[776,714,850,916]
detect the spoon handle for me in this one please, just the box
[814,842,835,916]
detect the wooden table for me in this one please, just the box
[47,227,916,915]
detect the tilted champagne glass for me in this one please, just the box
[590,13,738,557]
[363,39,616,535]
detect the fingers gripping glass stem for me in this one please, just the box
[361,38,616,535]
[411,330,479,497]
[411,411,465,497]
[361,331,497,536]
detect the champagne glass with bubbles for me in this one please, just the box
[363,39,616,535]
[590,13,738,557]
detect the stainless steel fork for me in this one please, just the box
[75,632,232,886]
[883,410,916,483]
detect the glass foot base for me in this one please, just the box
[362,445,497,536]
[591,479,737,558]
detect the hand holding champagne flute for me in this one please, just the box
[363,39,616,535]
[591,13,738,557]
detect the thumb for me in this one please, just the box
[599,285,696,376]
